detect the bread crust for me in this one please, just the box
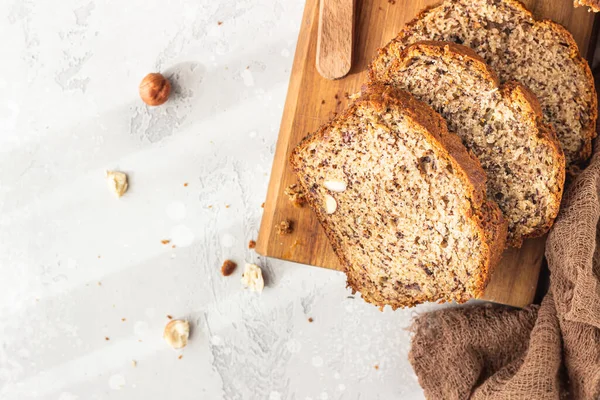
[372,41,566,247]
[290,84,507,309]
[535,19,598,164]
[501,81,566,242]
[574,0,600,12]
[369,0,598,169]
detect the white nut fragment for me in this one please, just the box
[106,170,128,198]
[323,179,347,192]
[163,319,190,349]
[241,263,264,293]
[324,194,337,214]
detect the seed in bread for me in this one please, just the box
[290,84,507,309]
[370,41,565,247]
[370,0,597,168]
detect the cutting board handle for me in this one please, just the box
[316,0,355,80]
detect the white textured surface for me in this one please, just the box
[0,1,437,398]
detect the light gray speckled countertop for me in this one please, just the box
[0,1,439,399]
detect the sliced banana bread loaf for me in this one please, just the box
[575,0,600,12]
[370,41,565,247]
[370,0,597,169]
[290,84,507,309]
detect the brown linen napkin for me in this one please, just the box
[409,142,600,399]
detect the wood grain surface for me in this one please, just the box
[316,0,355,79]
[257,0,597,308]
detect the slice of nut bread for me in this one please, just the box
[370,0,597,169]
[574,0,600,12]
[290,84,507,309]
[370,41,565,247]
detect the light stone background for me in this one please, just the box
[0,1,447,399]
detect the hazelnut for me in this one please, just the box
[139,73,171,106]
[163,319,190,349]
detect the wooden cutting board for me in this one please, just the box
[256,0,597,307]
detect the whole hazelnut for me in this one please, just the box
[139,73,171,106]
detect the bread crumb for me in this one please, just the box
[178,355,183,359]
[308,317,314,323]
[183,182,188,187]
[161,239,170,245]
[225,204,230,208]
[221,260,237,276]
[374,364,379,370]
[106,170,128,198]
[132,360,137,367]
[172,244,176,249]
[217,21,223,25]
[261,202,265,208]
[241,263,264,293]
[167,315,173,320]
[248,240,256,249]
[277,219,294,235]
[98,282,102,286]
[284,184,306,207]
[121,318,126,322]
[105,337,110,341]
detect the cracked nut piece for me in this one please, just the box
[106,171,128,198]
[324,194,337,214]
[163,319,190,349]
[323,179,347,192]
[139,73,171,106]
[241,263,264,293]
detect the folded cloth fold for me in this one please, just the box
[409,142,600,399]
